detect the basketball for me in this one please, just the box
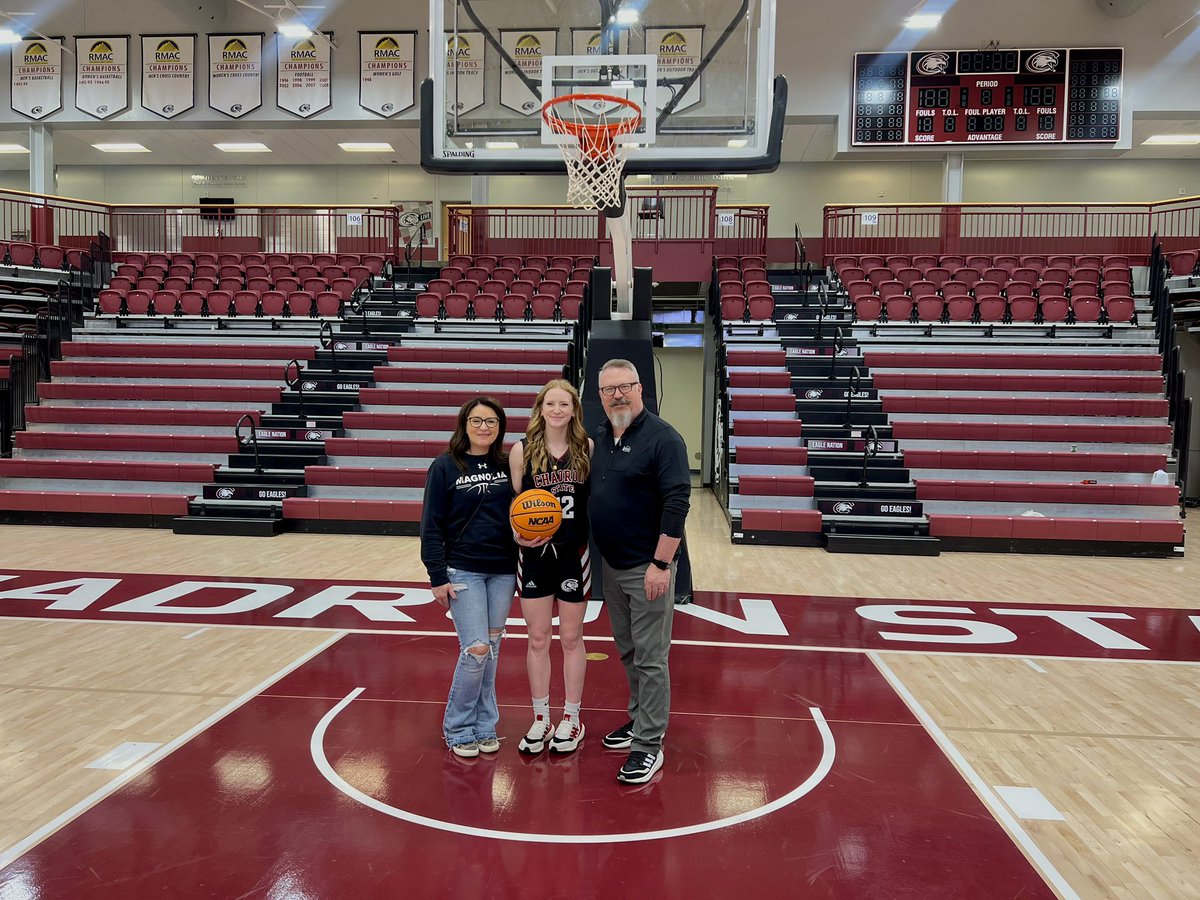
[510,489,563,540]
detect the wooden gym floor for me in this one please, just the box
[0,490,1196,897]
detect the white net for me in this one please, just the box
[544,96,642,211]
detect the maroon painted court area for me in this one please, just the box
[2,568,1198,661]
[1,634,1055,898]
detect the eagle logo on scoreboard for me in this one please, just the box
[915,52,950,76]
[1025,50,1061,73]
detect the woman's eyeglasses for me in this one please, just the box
[467,416,500,428]
[599,382,639,398]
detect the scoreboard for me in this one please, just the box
[852,48,1122,146]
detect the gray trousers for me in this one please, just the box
[603,561,676,753]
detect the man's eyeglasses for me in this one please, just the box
[467,417,500,428]
[599,381,639,398]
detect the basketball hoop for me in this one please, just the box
[542,93,643,210]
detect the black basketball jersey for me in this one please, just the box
[521,439,589,548]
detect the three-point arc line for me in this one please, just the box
[311,686,837,844]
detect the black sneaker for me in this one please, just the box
[617,750,663,784]
[602,720,635,749]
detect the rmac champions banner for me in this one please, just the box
[499,29,557,115]
[646,26,704,111]
[359,32,416,117]
[445,31,485,115]
[276,33,331,117]
[75,36,129,119]
[141,35,195,119]
[208,33,263,118]
[10,38,63,120]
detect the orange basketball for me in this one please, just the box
[510,489,563,540]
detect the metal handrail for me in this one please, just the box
[1178,397,1192,517]
[319,321,338,373]
[284,359,306,419]
[844,366,861,428]
[235,413,264,474]
[828,326,844,380]
[858,424,879,488]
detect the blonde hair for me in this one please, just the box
[524,379,590,482]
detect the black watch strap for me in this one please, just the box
[650,558,671,570]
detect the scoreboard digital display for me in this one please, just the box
[852,48,1123,146]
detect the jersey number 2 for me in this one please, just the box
[560,495,574,519]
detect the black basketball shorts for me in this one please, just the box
[517,543,591,603]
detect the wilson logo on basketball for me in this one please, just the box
[915,52,950,76]
[519,498,557,511]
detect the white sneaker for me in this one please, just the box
[550,716,585,753]
[518,716,553,754]
[477,737,500,753]
[450,741,480,758]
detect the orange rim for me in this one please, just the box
[542,93,643,156]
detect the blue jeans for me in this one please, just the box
[444,567,516,747]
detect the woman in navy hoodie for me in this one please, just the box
[420,396,518,758]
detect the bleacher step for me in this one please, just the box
[824,533,941,556]
[172,515,285,537]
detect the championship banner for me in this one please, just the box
[646,26,703,112]
[10,38,63,120]
[141,35,195,119]
[499,29,556,115]
[75,36,128,119]
[359,31,416,117]
[445,31,484,115]
[208,33,262,118]
[276,32,331,117]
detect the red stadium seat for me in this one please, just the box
[853,296,882,321]
[206,290,234,316]
[415,292,441,318]
[503,295,528,320]
[946,297,975,322]
[180,290,205,315]
[260,291,286,317]
[531,294,557,319]
[472,293,499,319]
[315,292,341,317]
[917,297,945,322]
[977,295,1006,322]
[443,293,469,318]
[125,290,152,315]
[885,296,912,322]
[233,291,260,316]
[1008,296,1038,322]
[721,297,746,321]
[747,296,775,320]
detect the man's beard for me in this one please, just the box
[608,404,633,430]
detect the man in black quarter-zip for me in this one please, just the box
[589,358,691,785]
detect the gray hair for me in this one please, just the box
[599,358,639,380]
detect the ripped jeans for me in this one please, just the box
[443,567,517,747]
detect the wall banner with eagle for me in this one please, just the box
[141,35,195,119]
[359,32,416,117]
[74,36,128,119]
[208,33,263,118]
[10,38,63,120]
[277,32,332,118]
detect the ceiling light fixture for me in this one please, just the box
[1143,134,1200,145]
[903,13,942,29]
[615,9,639,24]
[0,143,29,153]
[0,27,21,44]
[339,142,394,152]
[93,143,150,152]
[214,142,272,152]
[279,23,312,38]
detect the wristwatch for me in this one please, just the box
[650,558,671,571]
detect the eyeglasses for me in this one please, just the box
[467,416,500,428]
[599,381,639,398]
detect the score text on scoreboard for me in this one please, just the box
[852,48,1122,147]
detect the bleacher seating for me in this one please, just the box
[415,255,591,321]
[715,255,774,322]
[833,253,1135,325]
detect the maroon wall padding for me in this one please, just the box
[732,419,804,437]
[303,466,428,488]
[61,342,317,361]
[882,396,1169,418]
[38,383,283,403]
[0,491,189,515]
[903,449,1167,472]
[734,446,808,466]
[736,475,815,497]
[0,459,217,482]
[182,237,262,252]
[872,372,1164,393]
[864,352,1162,371]
[282,497,423,521]
[914,479,1180,506]
[729,394,796,412]
[375,366,557,386]
[893,421,1173,444]
[928,514,1183,543]
[739,509,823,532]
[727,371,792,389]
[726,350,788,367]
[24,407,262,427]
[50,361,284,381]
[13,433,239,453]
[388,346,566,365]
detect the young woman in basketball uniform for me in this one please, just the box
[508,380,593,754]
[420,396,517,759]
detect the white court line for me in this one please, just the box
[1,615,1198,667]
[868,651,1080,900]
[995,785,1067,822]
[84,742,161,771]
[182,628,209,640]
[311,687,836,844]
[1023,658,1048,674]
[0,630,346,869]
